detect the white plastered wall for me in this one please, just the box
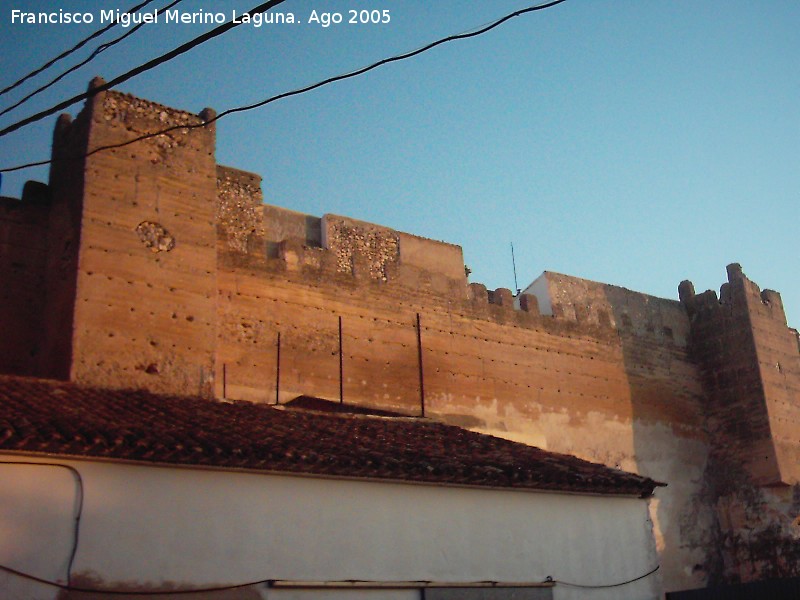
[0,455,661,600]
[521,273,553,315]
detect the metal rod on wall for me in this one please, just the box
[222,363,227,400]
[338,316,344,404]
[511,241,521,295]
[416,312,425,417]
[275,332,281,405]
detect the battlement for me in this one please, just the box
[217,165,265,255]
[218,193,682,343]
[3,85,790,391]
[92,82,215,164]
[35,78,220,395]
[524,271,691,346]
[680,264,800,485]
[217,182,564,326]
[215,170,706,347]
[680,263,790,326]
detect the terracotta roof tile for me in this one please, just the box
[0,375,664,497]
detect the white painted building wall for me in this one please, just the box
[0,456,661,600]
[521,274,553,315]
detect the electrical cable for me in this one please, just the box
[0,0,290,139]
[0,459,657,596]
[0,0,569,174]
[0,563,662,596]
[0,563,273,596]
[0,461,84,587]
[0,459,270,595]
[0,0,185,119]
[550,563,661,588]
[0,0,158,99]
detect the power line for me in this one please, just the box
[0,0,157,99]
[0,462,84,587]
[0,562,274,596]
[0,0,185,119]
[214,0,569,120]
[0,0,290,139]
[0,561,660,595]
[551,564,661,589]
[0,0,569,174]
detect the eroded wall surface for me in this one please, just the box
[212,179,799,592]
[56,83,219,396]
[680,265,800,584]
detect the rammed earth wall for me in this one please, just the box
[1,85,799,594]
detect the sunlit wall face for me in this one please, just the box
[0,1,798,326]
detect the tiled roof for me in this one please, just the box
[0,375,663,497]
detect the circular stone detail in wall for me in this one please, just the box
[136,221,176,253]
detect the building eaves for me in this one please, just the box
[0,375,664,498]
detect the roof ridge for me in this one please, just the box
[0,375,663,498]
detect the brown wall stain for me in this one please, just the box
[59,572,264,600]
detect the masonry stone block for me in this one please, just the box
[469,282,489,305]
[678,280,695,304]
[489,288,514,307]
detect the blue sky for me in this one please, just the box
[2,1,798,325]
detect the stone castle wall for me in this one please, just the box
[212,165,715,592]
[1,86,800,594]
[0,182,51,376]
[678,265,800,583]
[11,80,221,396]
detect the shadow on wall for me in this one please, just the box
[600,283,718,594]
[675,266,800,586]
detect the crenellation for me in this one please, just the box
[100,89,204,130]
[276,237,307,271]
[321,214,400,281]
[759,288,787,323]
[263,204,322,258]
[19,180,51,205]
[216,165,265,255]
[468,282,489,305]
[689,288,720,312]
[487,287,514,307]
[518,293,539,314]
[678,279,695,304]
[678,263,800,582]
[725,261,744,281]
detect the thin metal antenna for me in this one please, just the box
[511,242,521,296]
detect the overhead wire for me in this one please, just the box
[0,563,274,596]
[0,563,661,595]
[0,0,290,139]
[0,461,84,587]
[551,564,661,588]
[0,0,158,99]
[0,0,569,174]
[0,0,186,119]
